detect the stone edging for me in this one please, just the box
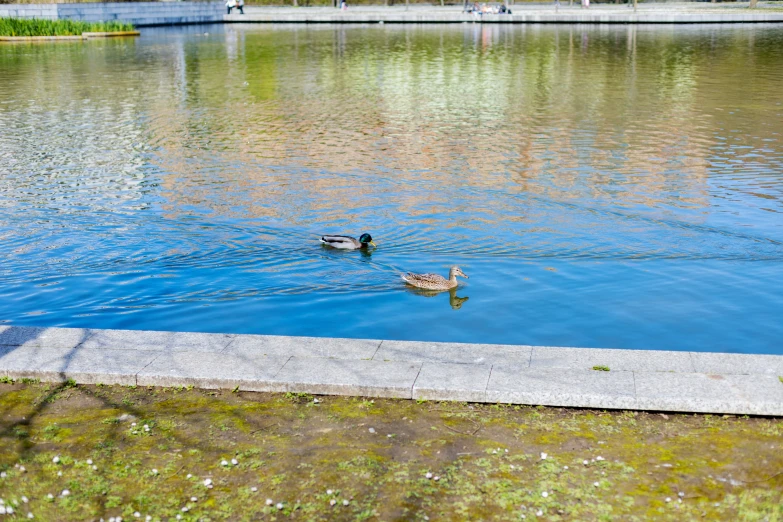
[0,31,140,42]
[1,325,781,416]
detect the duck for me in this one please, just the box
[320,233,376,250]
[401,266,468,291]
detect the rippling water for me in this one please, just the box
[1,23,782,353]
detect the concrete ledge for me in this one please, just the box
[1,325,782,415]
[226,5,783,24]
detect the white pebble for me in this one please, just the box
[93,465,98,471]
[131,423,136,427]
[221,460,228,466]
[0,507,6,515]
[425,472,433,479]
[52,456,60,464]
[313,398,320,403]
[21,497,28,503]
[133,512,140,518]
[541,491,548,498]
[276,503,283,510]
[231,458,238,465]
[583,460,589,465]
[0,472,5,478]
[342,499,349,506]
[5,507,13,515]
[57,471,62,476]
[152,469,158,475]
[61,490,70,497]
[593,482,600,487]
[678,492,685,497]
[368,428,376,434]
[86,459,93,465]
[434,476,440,481]
[536,510,543,517]
[28,514,34,519]
[520,516,525,520]
[187,474,192,479]
[19,466,26,472]
[47,494,53,500]
[387,434,392,438]
[251,487,258,492]
[146,517,152,522]
[190,497,197,502]
[326,489,333,495]
[265,499,273,506]
[596,456,604,461]
[176,516,181,521]
[563,466,569,470]
[330,499,336,506]
[203,478,212,486]
[665,497,671,503]
[540,452,548,460]
[181,506,189,512]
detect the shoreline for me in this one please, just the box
[2,324,781,416]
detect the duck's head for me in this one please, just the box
[359,233,376,248]
[451,266,468,279]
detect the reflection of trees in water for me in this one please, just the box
[1,24,781,221]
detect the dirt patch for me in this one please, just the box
[0,382,781,521]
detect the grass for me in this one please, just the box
[592,365,611,371]
[0,17,134,37]
[0,381,782,520]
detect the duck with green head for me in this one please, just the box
[320,233,376,250]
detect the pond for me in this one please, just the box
[1,23,782,354]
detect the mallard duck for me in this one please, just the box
[320,233,376,250]
[401,266,468,291]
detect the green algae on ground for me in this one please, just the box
[0,382,782,521]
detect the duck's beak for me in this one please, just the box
[462,273,469,279]
[370,241,377,248]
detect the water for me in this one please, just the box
[1,23,782,354]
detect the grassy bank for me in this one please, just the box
[0,18,134,37]
[0,380,781,521]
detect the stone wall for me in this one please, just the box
[0,2,224,26]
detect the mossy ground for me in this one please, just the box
[0,381,781,521]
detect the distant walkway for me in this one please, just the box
[226,2,783,23]
[2,325,782,415]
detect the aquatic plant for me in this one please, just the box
[0,17,134,37]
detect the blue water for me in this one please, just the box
[1,23,782,354]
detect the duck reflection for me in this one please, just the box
[406,286,470,310]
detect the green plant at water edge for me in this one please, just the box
[0,17,134,37]
[592,365,610,372]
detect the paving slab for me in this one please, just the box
[413,363,491,403]
[633,371,783,416]
[0,345,158,385]
[0,325,92,349]
[531,346,694,373]
[80,329,233,353]
[136,351,290,391]
[375,340,531,367]
[224,334,380,360]
[690,352,783,376]
[272,357,422,399]
[486,366,637,409]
